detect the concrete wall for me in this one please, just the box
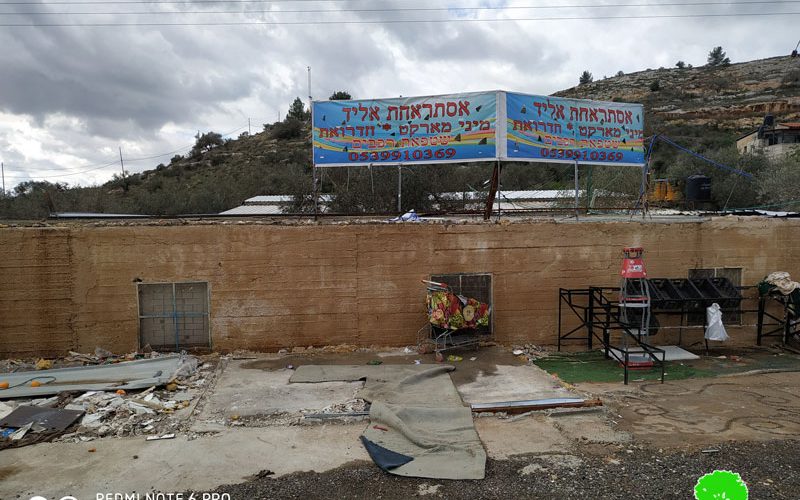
[1,217,798,357]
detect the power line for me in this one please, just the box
[0,0,694,3]
[3,0,798,15]
[2,10,799,25]
[5,159,122,179]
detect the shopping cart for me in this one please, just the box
[416,280,492,361]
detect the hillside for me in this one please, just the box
[2,54,800,219]
[0,126,314,218]
[557,55,800,132]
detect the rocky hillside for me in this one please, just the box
[556,55,800,133]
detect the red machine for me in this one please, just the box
[620,247,647,279]
[619,247,653,368]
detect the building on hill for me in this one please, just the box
[737,116,800,159]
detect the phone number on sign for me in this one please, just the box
[540,149,626,161]
[348,148,457,162]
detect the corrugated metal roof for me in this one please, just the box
[437,190,583,201]
[244,195,293,204]
[219,205,286,215]
[51,212,148,218]
[726,209,800,218]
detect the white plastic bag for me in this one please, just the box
[705,303,729,341]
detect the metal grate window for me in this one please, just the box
[137,282,210,349]
[430,273,493,334]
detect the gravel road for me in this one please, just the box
[205,438,799,499]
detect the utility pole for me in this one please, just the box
[248,118,251,136]
[307,66,312,110]
[119,147,125,178]
[1,161,5,194]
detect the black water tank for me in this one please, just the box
[764,114,775,127]
[686,174,712,202]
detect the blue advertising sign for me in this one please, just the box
[312,92,497,166]
[504,92,645,166]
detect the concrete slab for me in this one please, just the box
[551,413,632,444]
[455,364,574,404]
[0,425,370,500]
[474,414,572,459]
[196,360,362,421]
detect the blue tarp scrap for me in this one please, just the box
[360,435,414,471]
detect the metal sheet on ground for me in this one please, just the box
[0,355,191,399]
[0,405,84,432]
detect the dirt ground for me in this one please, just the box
[206,439,800,499]
[599,371,800,448]
[201,353,800,499]
[3,346,800,499]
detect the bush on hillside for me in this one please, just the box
[270,118,305,140]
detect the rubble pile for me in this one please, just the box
[1,351,218,447]
[511,344,550,363]
[310,398,370,415]
[1,345,163,374]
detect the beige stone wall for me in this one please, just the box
[1,217,798,357]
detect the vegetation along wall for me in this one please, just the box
[1,217,798,357]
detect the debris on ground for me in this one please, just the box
[35,359,53,371]
[146,433,176,441]
[4,345,167,374]
[471,398,603,415]
[0,353,199,399]
[0,351,218,448]
[308,399,370,416]
[510,344,550,363]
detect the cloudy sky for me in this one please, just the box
[0,0,797,189]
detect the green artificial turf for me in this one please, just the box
[533,349,800,384]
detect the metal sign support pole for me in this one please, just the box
[574,160,580,220]
[397,164,402,213]
[484,160,501,221]
[312,166,319,220]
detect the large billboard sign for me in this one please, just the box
[505,92,645,166]
[312,92,497,166]
[312,91,644,167]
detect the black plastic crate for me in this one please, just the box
[647,278,683,310]
[644,280,667,309]
[623,280,648,298]
[690,278,724,307]
[670,278,705,311]
[709,277,743,309]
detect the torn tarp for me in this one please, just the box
[0,355,196,399]
[291,364,486,480]
[360,436,414,471]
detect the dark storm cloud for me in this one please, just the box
[0,22,260,134]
